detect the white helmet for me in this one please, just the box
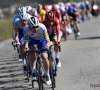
[18,7,28,20]
[25,5,32,12]
[28,16,40,27]
[16,6,24,14]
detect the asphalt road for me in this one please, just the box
[0,16,100,90]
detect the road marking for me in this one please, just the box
[0,44,4,48]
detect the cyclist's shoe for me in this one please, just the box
[77,32,80,36]
[19,59,22,62]
[23,66,27,75]
[31,73,37,81]
[45,75,51,85]
[56,58,61,68]
[18,54,22,62]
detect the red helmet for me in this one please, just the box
[46,11,55,21]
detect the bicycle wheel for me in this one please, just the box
[49,57,55,90]
[36,59,44,90]
[25,53,31,82]
[73,28,78,40]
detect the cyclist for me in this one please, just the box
[65,4,80,36]
[12,7,22,62]
[14,7,32,74]
[37,4,46,20]
[51,4,62,22]
[23,16,51,85]
[41,11,62,68]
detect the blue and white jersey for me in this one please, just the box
[23,23,49,41]
[14,18,25,29]
[13,14,19,22]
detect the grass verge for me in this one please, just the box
[0,20,12,42]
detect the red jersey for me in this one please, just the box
[41,17,61,34]
[51,8,61,20]
[36,14,42,22]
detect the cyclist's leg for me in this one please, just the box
[73,13,80,36]
[19,37,28,74]
[40,38,51,85]
[28,39,38,80]
[52,33,61,68]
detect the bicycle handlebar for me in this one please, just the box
[49,43,61,52]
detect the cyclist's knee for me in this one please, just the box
[41,53,48,61]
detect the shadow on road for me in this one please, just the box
[78,36,100,40]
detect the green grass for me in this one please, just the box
[0,20,12,42]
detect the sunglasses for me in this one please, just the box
[31,26,39,29]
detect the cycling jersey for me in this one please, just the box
[39,9,46,20]
[13,14,19,22]
[41,17,60,35]
[66,5,77,14]
[23,23,49,41]
[51,8,61,20]
[79,1,86,10]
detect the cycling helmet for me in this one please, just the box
[28,16,40,27]
[18,7,28,20]
[29,8,37,16]
[46,11,55,21]
[25,5,32,12]
[16,6,23,14]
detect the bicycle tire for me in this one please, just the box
[49,57,55,90]
[25,53,31,82]
[37,59,44,90]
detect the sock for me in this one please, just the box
[44,70,49,76]
[55,52,59,59]
[23,59,27,66]
[31,66,36,73]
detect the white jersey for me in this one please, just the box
[24,23,49,41]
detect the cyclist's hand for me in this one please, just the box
[12,40,16,45]
[56,41,62,46]
[42,46,49,50]
[23,48,28,52]
[16,42,20,49]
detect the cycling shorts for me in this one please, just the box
[49,33,57,41]
[68,12,77,21]
[28,37,48,54]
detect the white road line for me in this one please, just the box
[0,44,4,48]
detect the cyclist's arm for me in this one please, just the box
[56,24,61,42]
[23,34,28,49]
[13,27,19,43]
[13,20,19,43]
[44,32,50,47]
[43,24,50,47]
[23,26,29,49]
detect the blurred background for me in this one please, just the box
[0,0,100,42]
[0,0,100,20]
